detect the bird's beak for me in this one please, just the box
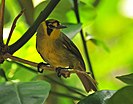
[55,24,67,29]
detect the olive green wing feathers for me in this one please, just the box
[60,33,97,92]
[60,33,86,70]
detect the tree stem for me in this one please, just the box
[73,0,95,79]
[6,9,24,46]
[0,0,5,44]
[3,53,90,77]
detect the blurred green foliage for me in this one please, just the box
[1,0,133,104]
[0,81,51,104]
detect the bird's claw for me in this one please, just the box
[55,67,70,78]
[37,62,49,73]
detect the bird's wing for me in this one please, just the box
[60,33,86,71]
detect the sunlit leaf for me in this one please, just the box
[62,23,82,39]
[34,0,73,22]
[49,0,73,22]
[34,0,96,24]
[86,33,110,52]
[0,81,51,104]
[116,73,133,85]
[34,0,50,20]
[107,86,133,104]
[6,61,37,81]
[4,7,11,25]
[78,90,116,104]
[79,1,97,24]
[18,0,34,25]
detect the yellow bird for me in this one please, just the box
[36,19,97,92]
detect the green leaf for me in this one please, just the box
[34,0,96,24]
[4,7,11,25]
[18,0,34,25]
[34,0,73,22]
[116,73,133,85]
[62,23,82,39]
[79,1,97,24]
[86,34,110,52]
[78,90,116,104]
[49,0,73,22]
[34,0,50,20]
[0,81,51,104]
[107,86,133,104]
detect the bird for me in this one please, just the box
[36,19,97,92]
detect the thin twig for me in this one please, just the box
[73,0,95,79]
[0,68,8,81]
[3,53,40,68]
[6,9,24,46]
[0,0,5,44]
[3,53,90,77]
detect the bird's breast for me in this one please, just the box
[36,38,71,67]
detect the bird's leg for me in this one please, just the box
[55,67,62,77]
[37,62,50,73]
[55,67,71,78]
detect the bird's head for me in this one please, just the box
[37,19,66,39]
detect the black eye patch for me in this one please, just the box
[45,22,53,36]
[48,24,55,29]
[45,20,60,35]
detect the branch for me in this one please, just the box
[6,9,24,46]
[0,0,5,44]
[73,0,95,79]
[8,0,60,54]
[3,53,90,78]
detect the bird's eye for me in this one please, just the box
[48,24,55,29]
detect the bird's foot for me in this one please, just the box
[55,67,70,78]
[37,62,49,73]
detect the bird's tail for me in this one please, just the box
[77,73,97,92]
